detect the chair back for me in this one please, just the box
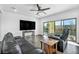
[60,29,69,41]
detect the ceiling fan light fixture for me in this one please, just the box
[36,12,46,16]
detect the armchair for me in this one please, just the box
[48,29,69,52]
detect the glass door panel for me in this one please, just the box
[55,21,63,35]
[63,18,76,42]
[48,21,55,34]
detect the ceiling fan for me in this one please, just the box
[30,4,50,15]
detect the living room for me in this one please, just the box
[0,4,79,54]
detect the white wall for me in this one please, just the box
[0,11,37,41]
[0,13,2,40]
[39,7,79,43]
[35,19,42,35]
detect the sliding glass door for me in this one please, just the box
[43,18,76,42]
[55,21,63,35]
[63,18,76,42]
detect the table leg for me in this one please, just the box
[52,45,54,53]
[41,42,42,49]
[49,46,53,54]
[44,44,50,54]
[56,43,57,53]
[48,45,50,54]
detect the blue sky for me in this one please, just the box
[64,19,75,25]
[56,19,75,25]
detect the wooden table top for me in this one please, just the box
[40,38,59,46]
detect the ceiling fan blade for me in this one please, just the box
[40,8,50,11]
[30,4,41,11]
[30,9,38,11]
[37,4,41,10]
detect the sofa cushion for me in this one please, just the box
[15,36,36,53]
[5,42,22,54]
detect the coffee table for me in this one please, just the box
[40,38,59,54]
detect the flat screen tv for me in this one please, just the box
[20,20,35,30]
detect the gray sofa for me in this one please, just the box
[1,32,43,54]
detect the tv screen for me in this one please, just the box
[20,20,35,30]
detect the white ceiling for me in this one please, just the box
[0,4,79,18]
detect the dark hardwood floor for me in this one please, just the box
[25,35,79,54]
[64,43,79,54]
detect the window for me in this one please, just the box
[55,21,63,35]
[43,22,48,35]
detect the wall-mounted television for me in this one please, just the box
[20,20,35,30]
